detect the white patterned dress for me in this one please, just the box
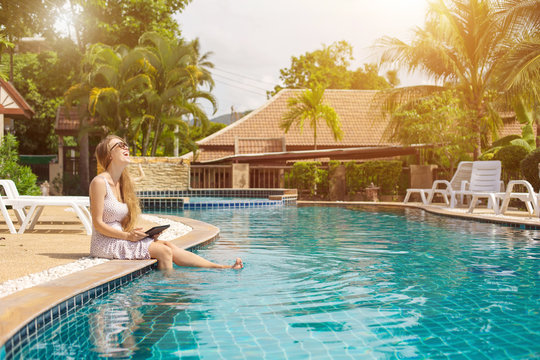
[90,177,152,260]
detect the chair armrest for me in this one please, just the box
[505,180,536,195]
[460,180,470,191]
[431,180,452,190]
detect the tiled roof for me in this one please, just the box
[55,106,81,134]
[55,106,97,136]
[198,89,394,148]
[498,121,536,139]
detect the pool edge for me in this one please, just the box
[0,216,219,352]
[298,200,540,229]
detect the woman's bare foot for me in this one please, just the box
[231,258,243,269]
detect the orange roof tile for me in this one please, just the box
[198,89,394,148]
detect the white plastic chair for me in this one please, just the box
[404,161,473,205]
[498,180,540,216]
[0,195,17,234]
[457,161,504,214]
[0,180,92,235]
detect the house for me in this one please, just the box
[188,89,402,164]
[0,79,34,140]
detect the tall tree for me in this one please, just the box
[281,85,343,150]
[272,41,395,96]
[71,0,191,48]
[6,39,81,154]
[0,0,61,80]
[378,0,536,158]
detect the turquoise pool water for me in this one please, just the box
[14,206,540,359]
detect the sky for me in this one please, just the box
[176,0,432,119]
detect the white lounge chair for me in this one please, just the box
[0,180,92,235]
[498,180,540,216]
[404,161,473,205]
[0,195,17,233]
[458,161,504,214]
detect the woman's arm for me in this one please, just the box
[89,176,147,241]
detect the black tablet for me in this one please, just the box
[145,224,170,237]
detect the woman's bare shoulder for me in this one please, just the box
[90,175,107,190]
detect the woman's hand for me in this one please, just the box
[125,228,148,242]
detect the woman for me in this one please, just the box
[89,135,243,270]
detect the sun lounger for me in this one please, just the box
[404,161,473,205]
[0,180,92,235]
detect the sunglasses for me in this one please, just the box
[110,141,128,152]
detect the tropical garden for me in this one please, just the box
[0,0,539,198]
[282,0,539,199]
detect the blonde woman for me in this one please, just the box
[89,135,243,270]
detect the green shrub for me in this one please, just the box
[288,161,323,195]
[479,147,499,160]
[520,148,540,191]
[491,134,521,148]
[0,134,40,195]
[494,145,529,177]
[345,160,403,195]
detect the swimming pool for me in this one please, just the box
[12,206,540,359]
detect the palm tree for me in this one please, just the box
[65,43,152,191]
[494,0,540,103]
[137,32,217,156]
[378,0,531,158]
[281,85,343,150]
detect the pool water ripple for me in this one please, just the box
[14,206,540,359]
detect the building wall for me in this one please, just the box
[127,157,190,191]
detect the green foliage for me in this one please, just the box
[491,135,521,148]
[520,148,540,191]
[271,41,394,95]
[190,122,226,142]
[0,134,40,195]
[75,0,191,47]
[389,90,474,170]
[3,40,82,154]
[351,64,392,90]
[345,160,402,195]
[0,0,57,41]
[287,162,324,196]
[494,144,530,179]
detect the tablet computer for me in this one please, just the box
[145,224,170,237]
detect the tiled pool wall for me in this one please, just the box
[0,265,156,359]
[0,229,220,360]
[138,189,297,211]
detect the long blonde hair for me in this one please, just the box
[95,135,140,231]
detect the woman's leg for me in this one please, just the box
[160,241,243,269]
[148,241,173,270]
